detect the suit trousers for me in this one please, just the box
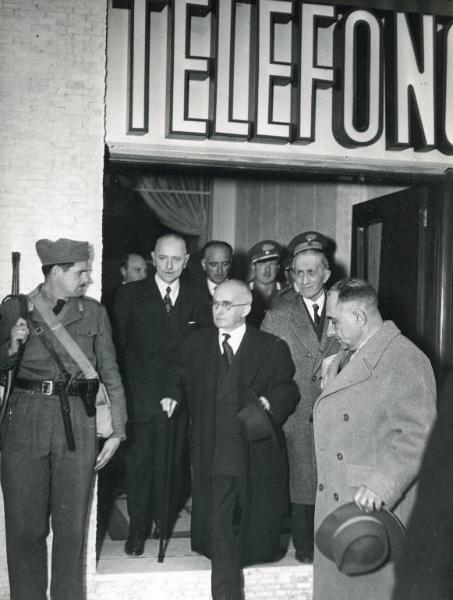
[210,475,247,600]
[1,390,96,600]
[126,409,190,537]
[291,502,315,558]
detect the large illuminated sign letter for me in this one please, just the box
[385,13,436,150]
[211,0,251,139]
[167,0,211,137]
[294,2,335,143]
[253,0,293,141]
[333,10,383,147]
[437,22,453,154]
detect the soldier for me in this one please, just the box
[0,238,127,600]
[247,240,282,327]
[261,231,339,562]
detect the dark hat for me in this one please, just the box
[36,238,90,266]
[315,502,405,576]
[237,400,278,445]
[248,240,282,264]
[288,231,328,257]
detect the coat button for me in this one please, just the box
[318,484,324,491]
[312,375,317,381]
[343,414,349,421]
[333,493,339,501]
[337,453,343,460]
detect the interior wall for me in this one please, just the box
[228,176,404,278]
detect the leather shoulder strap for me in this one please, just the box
[32,294,97,379]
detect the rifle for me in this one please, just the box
[0,252,28,429]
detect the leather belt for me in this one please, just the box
[16,378,80,397]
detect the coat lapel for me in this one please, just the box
[318,321,402,400]
[216,326,270,400]
[289,295,320,354]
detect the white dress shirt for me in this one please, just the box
[207,278,217,297]
[302,291,326,323]
[218,323,247,355]
[155,273,180,305]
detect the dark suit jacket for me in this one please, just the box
[112,277,206,421]
[166,325,300,564]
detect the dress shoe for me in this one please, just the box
[124,534,145,556]
[295,551,313,563]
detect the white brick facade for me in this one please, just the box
[0,0,107,597]
[0,0,107,301]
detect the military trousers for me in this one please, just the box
[1,390,97,600]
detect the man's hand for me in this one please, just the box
[161,397,177,418]
[354,486,384,513]
[9,318,29,355]
[95,437,121,471]
[259,396,271,412]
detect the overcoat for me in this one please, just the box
[261,288,339,503]
[392,372,453,600]
[313,321,436,600]
[166,325,300,565]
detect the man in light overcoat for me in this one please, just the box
[261,231,339,561]
[313,278,436,600]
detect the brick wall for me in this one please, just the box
[0,0,107,300]
[0,0,107,597]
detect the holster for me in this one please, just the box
[56,381,76,452]
[77,379,100,417]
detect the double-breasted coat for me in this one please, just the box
[313,321,436,600]
[166,325,300,565]
[261,289,339,503]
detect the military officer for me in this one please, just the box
[0,238,127,600]
[247,240,283,327]
[261,231,339,562]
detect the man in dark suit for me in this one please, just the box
[201,240,233,297]
[113,233,205,556]
[161,280,299,600]
[261,231,339,562]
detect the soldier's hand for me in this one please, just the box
[161,397,177,418]
[95,437,121,471]
[9,318,29,355]
[354,486,384,513]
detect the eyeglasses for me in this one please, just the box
[212,301,250,311]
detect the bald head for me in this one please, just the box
[212,279,252,331]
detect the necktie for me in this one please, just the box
[222,333,234,367]
[53,299,66,315]
[163,286,173,313]
[312,303,320,328]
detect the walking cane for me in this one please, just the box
[158,412,175,563]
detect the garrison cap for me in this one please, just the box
[36,238,90,266]
[289,231,328,258]
[248,240,282,264]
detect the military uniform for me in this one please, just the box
[247,240,282,327]
[0,239,126,600]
